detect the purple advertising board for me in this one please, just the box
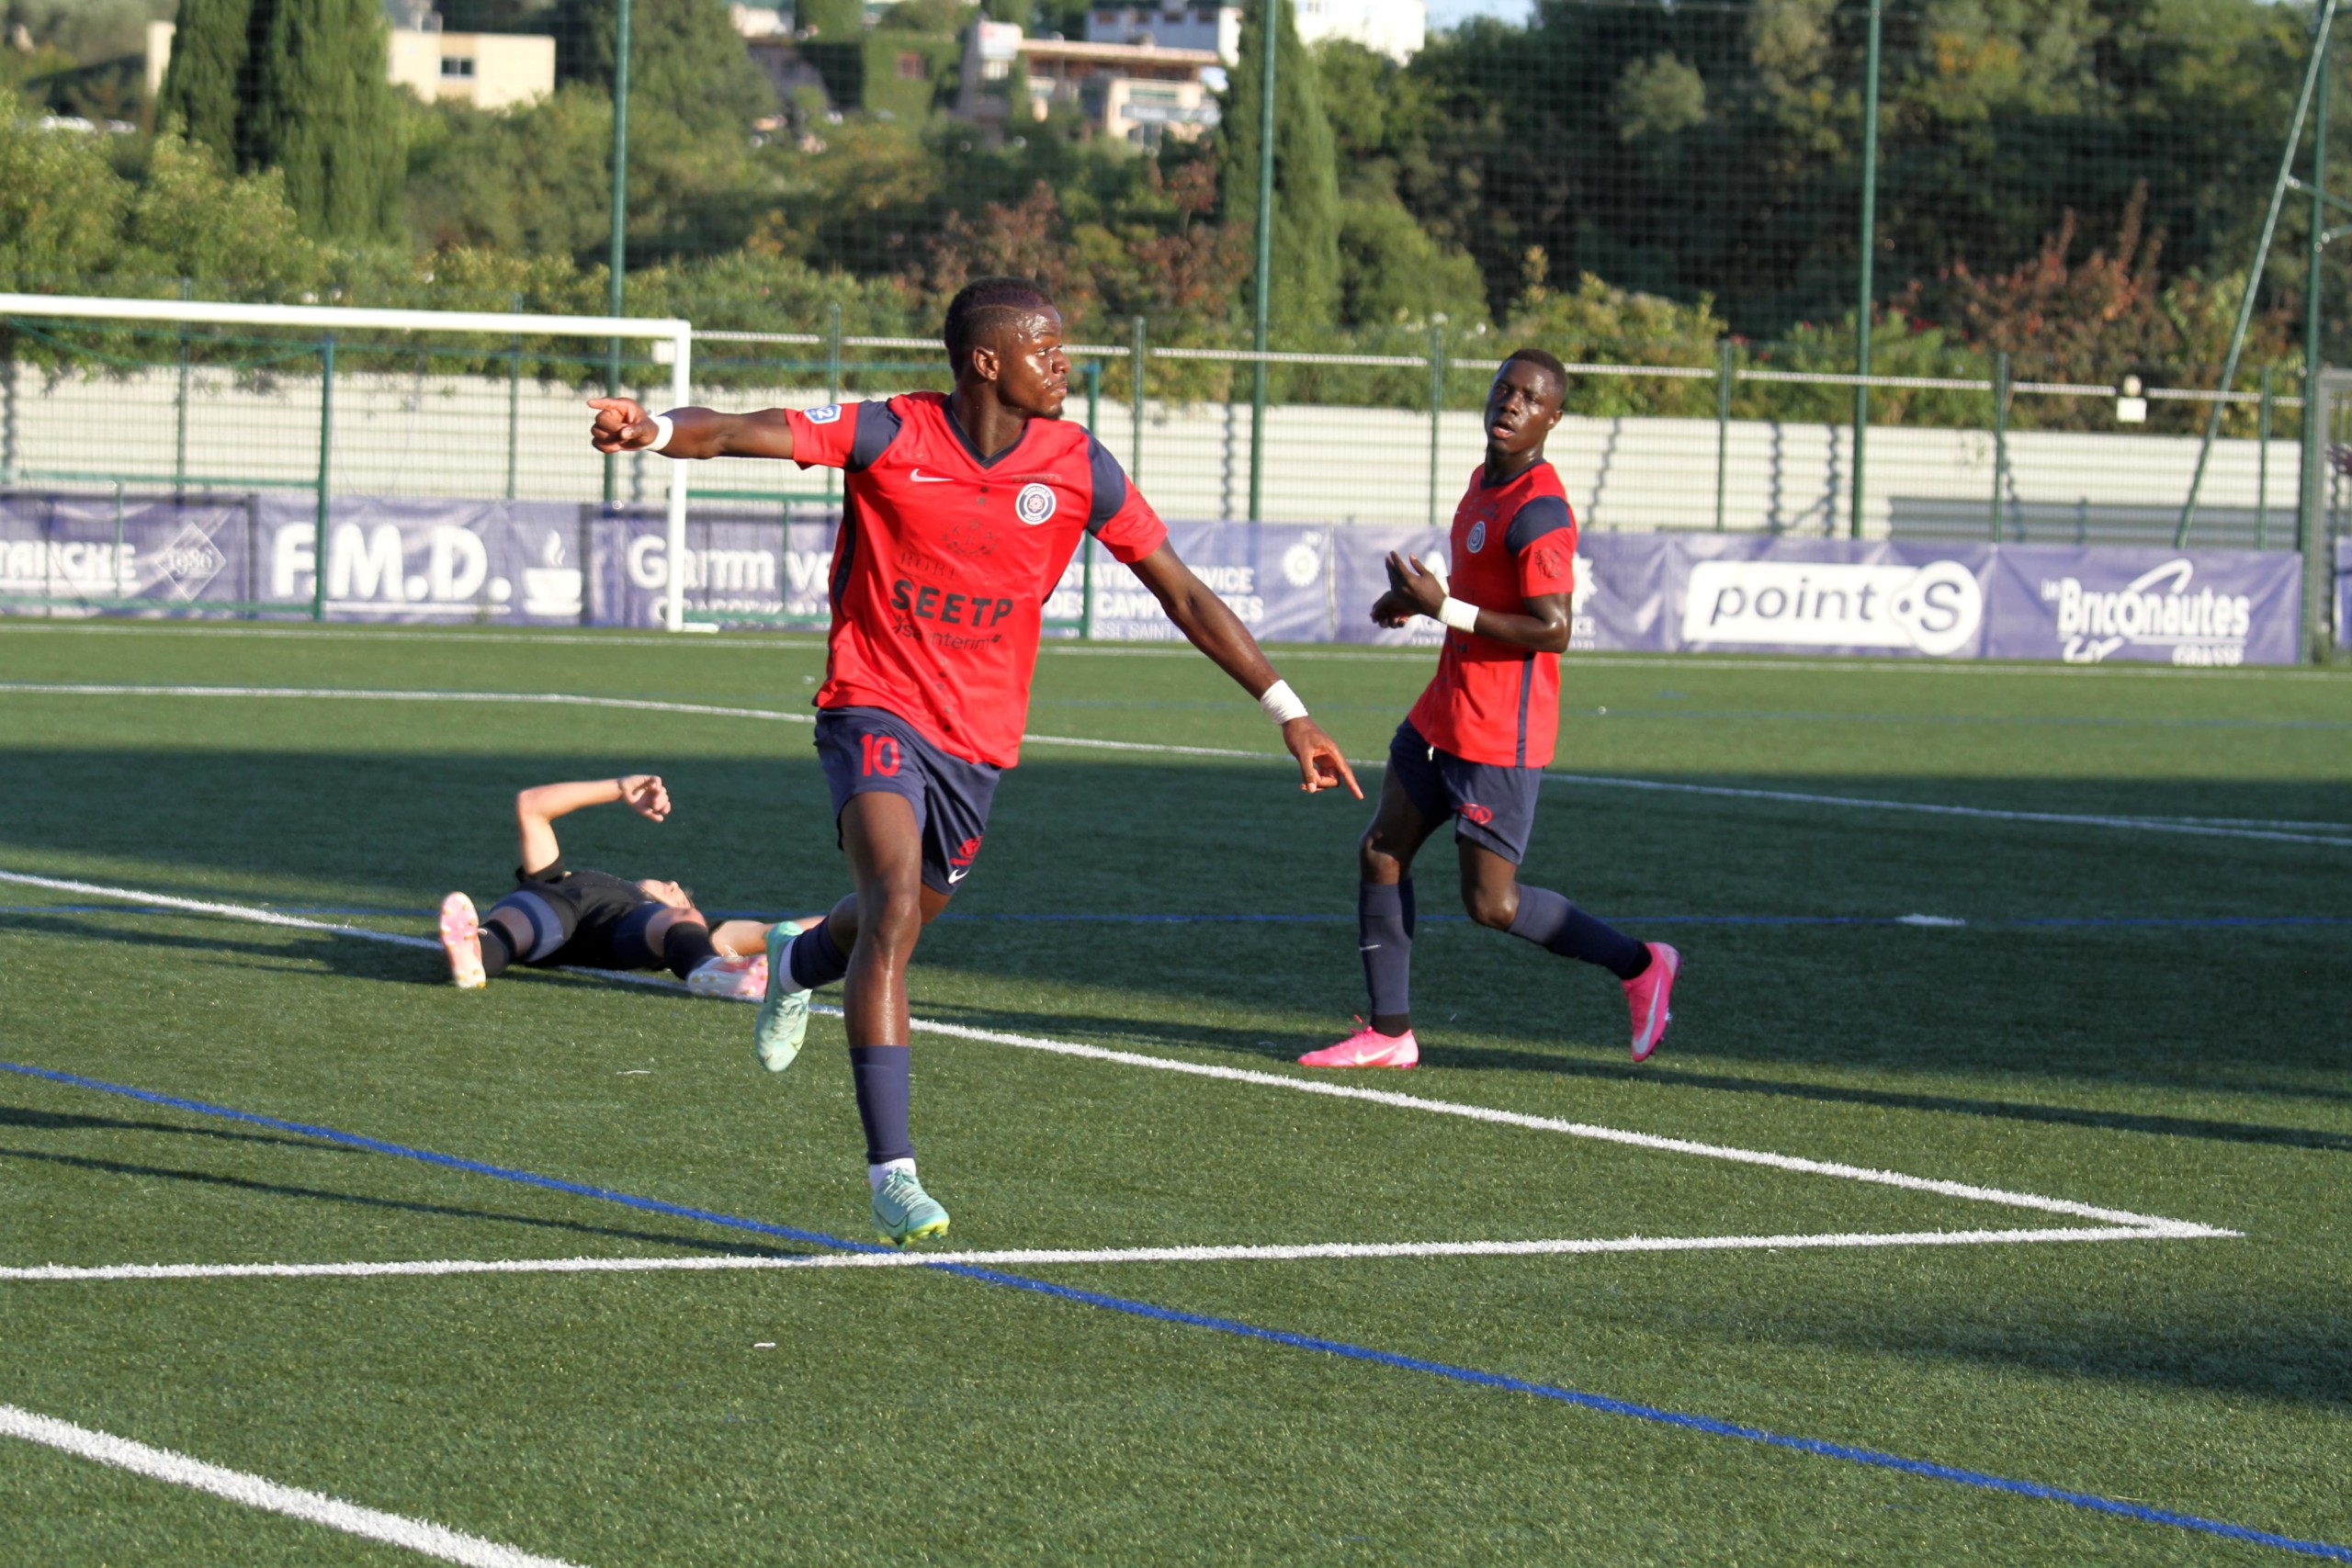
[0,491,2312,663]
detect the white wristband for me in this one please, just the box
[647,413,676,454]
[1437,596,1480,634]
[1258,679,1309,725]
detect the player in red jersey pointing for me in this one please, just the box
[1298,348,1679,1072]
[590,277,1359,1244]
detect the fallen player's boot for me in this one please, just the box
[685,953,766,1002]
[1297,1023,1419,1068]
[438,892,485,990]
[753,919,810,1072]
[871,1168,950,1247]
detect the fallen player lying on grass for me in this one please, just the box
[436,774,773,1000]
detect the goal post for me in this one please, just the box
[0,293,697,632]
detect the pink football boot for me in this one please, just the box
[1624,942,1680,1062]
[1298,1023,1419,1069]
[438,892,486,990]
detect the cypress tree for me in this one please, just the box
[155,0,255,162]
[555,0,777,131]
[1216,0,1341,329]
[243,0,405,242]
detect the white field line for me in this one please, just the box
[1538,773,2352,850]
[5,681,2343,849]
[0,1404,582,1568]
[0,869,2233,1237]
[8,620,2337,681]
[0,682,816,728]
[0,1224,2227,1285]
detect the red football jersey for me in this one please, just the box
[1405,460,1577,767]
[784,392,1167,767]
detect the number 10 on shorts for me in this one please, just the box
[860,732,902,777]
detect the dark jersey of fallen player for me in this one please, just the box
[779,391,1168,768]
[504,858,659,968]
[1405,459,1577,768]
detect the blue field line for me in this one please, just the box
[3,1059,2346,1561]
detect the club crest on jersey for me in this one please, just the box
[1014,482,1057,525]
[1465,518,1487,553]
[803,403,842,424]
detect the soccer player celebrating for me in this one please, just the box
[587,276,1359,1245]
[1298,348,1679,1071]
[437,774,774,998]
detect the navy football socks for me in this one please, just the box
[660,920,719,980]
[1509,886,1649,980]
[786,919,853,990]
[847,1045,914,1167]
[477,920,515,979]
[1359,880,1415,1036]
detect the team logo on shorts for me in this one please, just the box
[1465,519,1487,554]
[804,403,842,424]
[1459,803,1495,825]
[1014,482,1057,525]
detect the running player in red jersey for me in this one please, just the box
[588,277,1360,1244]
[1299,348,1679,1071]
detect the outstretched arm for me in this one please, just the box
[1374,552,1570,654]
[514,774,672,875]
[588,398,799,461]
[1125,543,1363,798]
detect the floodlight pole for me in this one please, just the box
[1248,0,1277,523]
[604,0,634,506]
[1849,0,1882,541]
[2178,0,2340,548]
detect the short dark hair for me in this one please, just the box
[1500,346,1568,393]
[943,277,1057,373]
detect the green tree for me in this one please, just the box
[0,87,130,285]
[1216,0,1341,328]
[243,0,404,241]
[555,0,776,134]
[153,0,252,160]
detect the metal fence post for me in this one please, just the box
[825,300,842,515]
[2258,365,2273,549]
[175,276,192,496]
[1850,0,1883,541]
[314,333,335,622]
[1130,315,1147,482]
[1714,338,1734,532]
[1247,0,1277,524]
[603,0,633,506]
[1081,359,1102,640]
[506,292,523,502]
[1426,317,1445,527]
[1989,351,2010,543]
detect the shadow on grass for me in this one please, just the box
[0,1138,809,1259]
[0,1102,365,1155]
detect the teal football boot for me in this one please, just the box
[871,1168,950,1247]
[753,919,810,1073]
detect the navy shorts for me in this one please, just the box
[815,705,1002,895]
[1387,718,1543,865]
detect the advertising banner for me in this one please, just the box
[0,491,2311,663]
[249,496,590,624]
[589,505,834,628]
[2338,540,2351,649]
[1051,519,1340,642]
[0,492,261,610]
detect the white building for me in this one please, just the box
[146,6,555,112]
[1087,0,1424,65]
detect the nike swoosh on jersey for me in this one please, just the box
[947,868,970,883]
[910,469,956,483]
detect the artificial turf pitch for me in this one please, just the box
[0,619,2346,1564]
